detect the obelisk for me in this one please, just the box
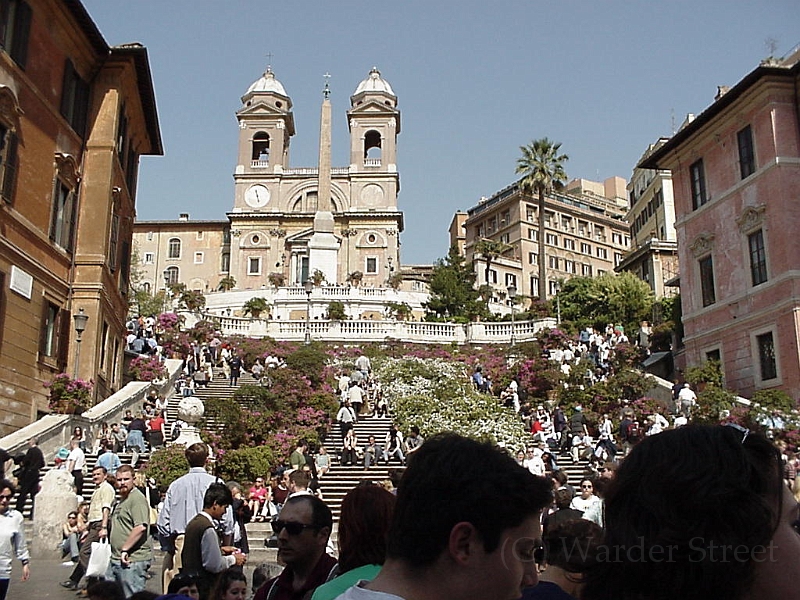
[308,74,340,283]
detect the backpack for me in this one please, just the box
[627,422,642,443]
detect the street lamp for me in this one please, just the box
[162,269,171,313]
[555,280,562,325]
[303,279,313,345]
[507,284,517,347]
[72,308,89,378]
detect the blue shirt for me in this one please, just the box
[156,467,234,537]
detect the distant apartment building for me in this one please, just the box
[133,215,229,295]
[616,139,679,299]
[641,49,800,399]
[459,176,631,303]
[0,0,161,433]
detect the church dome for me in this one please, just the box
[353,67,395,97]
[246,67,288,96]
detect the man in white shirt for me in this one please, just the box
[678,384,698,418]
[66,438,86,498]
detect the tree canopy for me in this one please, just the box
[424,246,487,321]
[558,271,655,334]
[516,138,568,300]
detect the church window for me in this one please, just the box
[364,130,381,164]
[252,131,270,162]
[248,257,261,275]
[168,238,181,259]
[365,257,378,274]
[367,234,377,244]
[220,252,230,273]
[251,235,260,245]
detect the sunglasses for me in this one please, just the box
[0,494,12,501]
[581,485,593,489]
[273,520,317,536]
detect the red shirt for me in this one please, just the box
[254,553,337,600]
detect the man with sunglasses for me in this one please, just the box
[254,495,337,600]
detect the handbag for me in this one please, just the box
[86,539,112,578]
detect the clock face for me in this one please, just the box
[245,184,270,208]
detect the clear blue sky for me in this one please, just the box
[82,0,798,264]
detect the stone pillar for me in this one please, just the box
[31,469,77,558]
[309,94,340,283]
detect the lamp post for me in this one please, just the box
[554,280,562,325]
[303,279,313,345]
[72,308,89,378]
[162,269,171,314]
[507,284,517,347]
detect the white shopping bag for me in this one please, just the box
[86,539,112,578]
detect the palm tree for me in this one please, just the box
[516,138,568,301]
[474,238,512,286]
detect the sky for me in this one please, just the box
[82,1,799,265]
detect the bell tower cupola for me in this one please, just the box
[347,67,400,175]
[236,67,295,175]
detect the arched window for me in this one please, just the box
[165,266,179,285]
[168,237,181,259]
[364,130,381,161]
[252,131,270,162]
[141,282,151,293]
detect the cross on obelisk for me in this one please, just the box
[323,72,331,99]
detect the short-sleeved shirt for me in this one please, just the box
[88,481,116,523]
[110,488,152,562]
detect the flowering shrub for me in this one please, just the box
[144,444,188,489]
[157,312,182,331]
[128,356,167,382]
[44,373,93,414]
[375,356,528,449]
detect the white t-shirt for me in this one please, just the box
[334,581,405,600]
[67,447,85,471]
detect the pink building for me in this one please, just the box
[642,50,800,400]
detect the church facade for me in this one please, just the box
[134,67,404,295]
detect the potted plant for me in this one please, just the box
[268,272,286,288]
[218,275,237,292]
[44,373,93,414]
[326,301,347,321]
[346,271,363,287]
[310,269,326,286]
[386,301,412,321]
[243,297,270,318]
[128,356,168,383]
[387,272,403,290]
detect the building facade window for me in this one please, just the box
[528,228,538,241]
[194,252,204,264]
[248,257,261,275]
[0,0,32,68]
[144,252,154,264]
[108,212,119,272]
[40,302,59,358]
[564,260,576,274]
[50,179,78,252]
[563,238,575,251]
[748,229,767,286]
[0,124,18,204]
[505,273,517,288]
[699,255,716,307]
[549,280,560,296]
[165,266,179,285]
[737,125,756,179]
[581,242,591,255]
[545,233,558,246]
[220,252,230,272]
[487,269,497,284]
[530,277,538,296]
[595,247,608,260]
[581,264,593,276]
[756,331,777,381]
[528,252,537,265]
[690,159,708,209]
[60,60,90,138]
[168,237,181,259]
[366,257,378,274]
[548,256,559,269]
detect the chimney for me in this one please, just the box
[178,213,189,221]
[715,86,730,101]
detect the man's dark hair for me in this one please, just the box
[289,470,309,489]
[387,433,552,567]
[185,443,209,468]
[86,579,125,600]
[0,479,15,496]
[92,465,107,475]
[203,482,233,508]
[167,573,198,594]
[284,494,332,532]
[554,487,574,509]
